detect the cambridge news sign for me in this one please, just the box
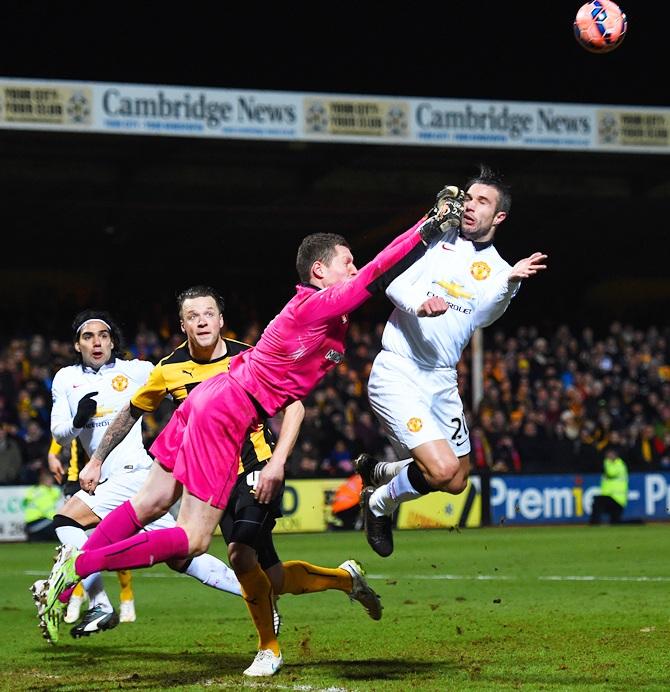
[0,77,669,154]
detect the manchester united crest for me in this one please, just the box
[407,417,423,433]
[470,261,491,281]
[111,375,129,392]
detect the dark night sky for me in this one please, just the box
[1,2,668,338]
[0,2,663,107]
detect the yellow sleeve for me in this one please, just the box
[48,437,62,456]
[130,363,168,412]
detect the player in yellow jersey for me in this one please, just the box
[47,437,136,624]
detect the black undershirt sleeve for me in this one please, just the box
[364,241,427,296]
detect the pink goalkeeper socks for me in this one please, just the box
[75,526,190,578]
[85,500,144,549]
[58,500,146,604]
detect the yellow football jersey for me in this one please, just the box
[48,437,87,482]
[131,338,274,474]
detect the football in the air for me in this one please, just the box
[574,1,627,53]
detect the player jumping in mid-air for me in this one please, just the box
[357,165,547,557]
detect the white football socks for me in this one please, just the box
[369,465,423,517]
[374,457,413,485]
[55,524,113,612]
[55,525,87,548]
[185,553,242,596]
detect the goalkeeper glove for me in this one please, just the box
[419,185,465,244]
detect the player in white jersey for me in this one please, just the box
[33,310,241,644]
[358,166,548,556]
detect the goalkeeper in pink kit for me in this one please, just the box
[36,185,465,676]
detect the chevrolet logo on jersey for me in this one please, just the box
[470,261,491,281]
[434,280,474,300]
[93,406,115,418]
[111,374,129,391]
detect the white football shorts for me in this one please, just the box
[367,349,471,458]
[74,466,176,531]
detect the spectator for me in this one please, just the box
[514,421,549,473]
[329,474,363,531]
[576,421,602,473]
[549,422,579,472]
[18,418,49,484]
[293,440,321,477]
[23,465,62,541]
[658,431,670,470]
[492,434,521,473]
[0,424,23,485]
[352,411,385,457]
[470,426,493,473]
[323,439,355,477]
[589,448,628,525]
[629,423,662,471]
[0,393,18,431]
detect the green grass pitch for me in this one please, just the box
[1,525,669,691]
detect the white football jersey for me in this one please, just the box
[381,229,520,369]
[50,358,154,481]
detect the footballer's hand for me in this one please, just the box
[419,186,466,244]
[47,455,65,484]
[254,456,285,504]
[433,185,466,227]
[417,296,450,317]
[79,456,103,494]
[73,391,98,428]
[508,252,548,282]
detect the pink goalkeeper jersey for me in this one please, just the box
[229,220,426,416]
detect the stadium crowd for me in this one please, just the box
[0,320,668,485]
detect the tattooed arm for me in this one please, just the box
[78,403,142,493]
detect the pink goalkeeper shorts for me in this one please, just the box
[150,371,260,509]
